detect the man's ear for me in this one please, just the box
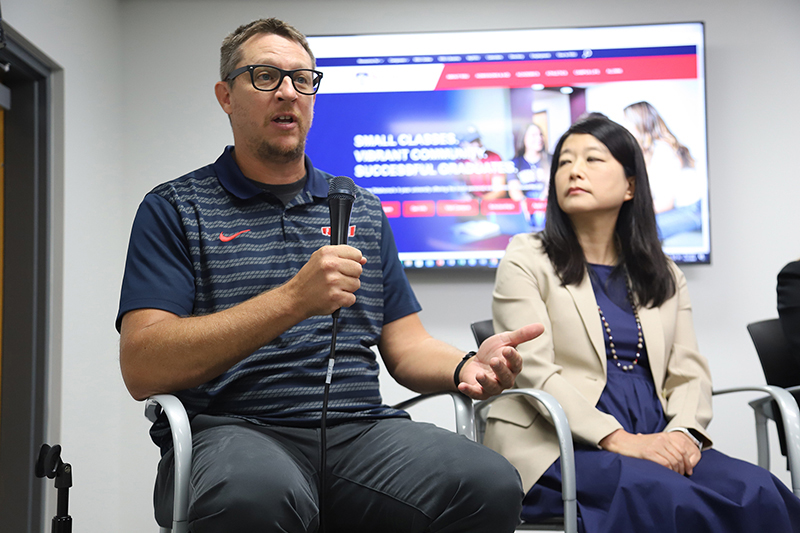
[214,81,232,114]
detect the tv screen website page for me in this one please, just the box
[306,23,709,268]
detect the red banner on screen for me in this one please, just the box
[382,201,402,218]
[482,199,522,216]
[403,200,436,217]
[437,200,480,217]
[525,198,548,214]
[435,55,697,90]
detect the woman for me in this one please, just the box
[486,116,800,532]
[623,101,702,240]
[508,122,551,230]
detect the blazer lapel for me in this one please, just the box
[638,304,665,386]
[565,274,607,370]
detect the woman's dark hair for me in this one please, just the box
[540,115,675,308]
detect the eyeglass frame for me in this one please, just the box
[225,64,323,95]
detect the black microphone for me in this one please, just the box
[328,176,357,246]
[328,176,357,320]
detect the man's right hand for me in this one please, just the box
[286,245,367,318]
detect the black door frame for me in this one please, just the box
[0,21,60,533]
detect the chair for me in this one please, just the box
[747,319,800,466]
[748,318,800,389]
[469,320,579,532]
[471,318,800,502]
[145,389,578,533]
[144,394,192,533]
[145,387,576,533]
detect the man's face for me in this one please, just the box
[217,33,316,165]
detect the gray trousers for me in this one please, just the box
[154,415,523,533]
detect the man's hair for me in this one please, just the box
[219,18,316,81]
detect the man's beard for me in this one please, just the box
[259,107,313,165]
[256,135,306,165]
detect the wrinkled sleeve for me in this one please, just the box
[661,265,714,447]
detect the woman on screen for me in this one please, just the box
[508,122,551,230]
[623,101,702,241]
[486,115,800,532]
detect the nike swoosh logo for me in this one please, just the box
[219,229,251,242]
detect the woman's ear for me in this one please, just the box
[624,176,636,201]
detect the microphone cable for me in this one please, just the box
[319,176,356,533]
[319,311,339,533]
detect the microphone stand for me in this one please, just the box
[35,444,73,533]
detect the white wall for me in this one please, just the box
[3,0,800,531]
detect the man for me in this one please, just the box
[117,17,542,533]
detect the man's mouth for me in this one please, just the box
[274,115,295,124]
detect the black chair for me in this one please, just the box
[747,318,800,462]
[748,318,800,389]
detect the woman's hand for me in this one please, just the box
[599,429,702,476]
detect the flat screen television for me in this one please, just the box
[306,22,709,268]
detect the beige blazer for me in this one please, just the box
[484,233,713,492]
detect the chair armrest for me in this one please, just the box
[476,389,577,533]
[145,394,192,533]
[749,385,800,418]
[393,392,476,441]
[714,385,800,497]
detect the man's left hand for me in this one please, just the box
[457,323,544,400]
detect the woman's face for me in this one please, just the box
[554,133,635,218]
[524,125,544,153]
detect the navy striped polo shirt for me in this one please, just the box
[117,147,420,451]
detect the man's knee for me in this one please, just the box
[188,464,319,533]
[426,436,523,532]
[459,445,524,519]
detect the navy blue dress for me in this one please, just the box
[521,264,800,532]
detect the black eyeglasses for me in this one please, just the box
[225,64,323,95]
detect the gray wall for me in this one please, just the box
[3,0,800,531]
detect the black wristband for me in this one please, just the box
[454,351,477,388]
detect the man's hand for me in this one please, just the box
[599,429,702,476]
[457,323,544,400]
[286,245,367,318]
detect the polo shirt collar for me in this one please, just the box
[213,145,329,200]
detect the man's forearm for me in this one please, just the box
[119,245,367,400]
[119,284,305,400]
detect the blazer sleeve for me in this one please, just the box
[492,234,623,446]
[659,264,714,447]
